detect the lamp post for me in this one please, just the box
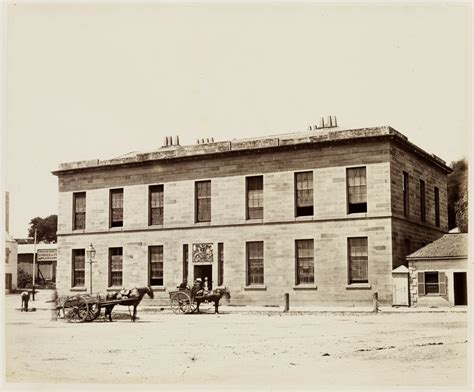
[86,243,96,295]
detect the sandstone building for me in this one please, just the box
[52,124,451,305]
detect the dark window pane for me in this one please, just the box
[196,181,211,222]
[347,168,367,214]
[403,172,410,216]
[247,242,264,285]
[296,240,314,285]
[295,172,314,216]
[348,238,368,284]
[149,246,164,286]
[420,180,426,223]
[434,187,440,227]
[149,185,164,225]
[73,193,86,230]
[247,176,263,219]
[110,189,123,227]
[218,243,224,286]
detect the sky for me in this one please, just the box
[3,2,471,238]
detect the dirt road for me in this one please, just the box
[4,296,468,387]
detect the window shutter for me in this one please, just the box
[417,272,425,296]
[438,272,447,296]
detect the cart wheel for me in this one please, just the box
[188,302,197,313]
[170,292,191,314]
[86,302,101,321]
[63,295,89,323]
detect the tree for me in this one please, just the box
[28,215,58,243]
[447,158,468,232]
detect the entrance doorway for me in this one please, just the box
[453,272,468,306]
[5,273,12,291]
[194,264,212,290]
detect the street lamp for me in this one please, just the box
[86,243,96,294]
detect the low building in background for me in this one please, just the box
[407,233,468,307]
[52,122,451,306]
[17,243,57,288]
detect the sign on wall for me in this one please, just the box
[192,243,213,263]
[37,249,57,262]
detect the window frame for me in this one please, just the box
[149,184,164,226]
[295,171,314,217]
[295,239,315,285]
[73,192,86,230]
[108,247,123,287]
[346,167,367,214]
[246,241,264,286]
[403,171,410,217]
[347,237,369,284]
[246,175,264,220]
[195,180,211,223]
[148,245,164,287]
[418,271,446,296]
[109,188,124,228]
[419,179,426,223]
[72,249,85,288]
[434,187,440,227]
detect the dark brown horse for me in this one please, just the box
[194,287,231,314]
[104,286,154,322]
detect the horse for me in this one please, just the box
[194,287,231,314]
[104,286,154,322]
[20,291,30,312]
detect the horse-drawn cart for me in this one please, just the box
[169,288,230,314]
[59,287,154,323]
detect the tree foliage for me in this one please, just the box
[447,158,468,232]
[28,215,58,243]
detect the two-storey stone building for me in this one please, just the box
[52,125,451,306]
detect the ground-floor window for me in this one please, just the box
[72,249,85,287]
[246,241,264,285]
[417,271,446,296]
[183,244,189,283]
[348,237,368,284]
[149,246,164,286]
[295,239,314,285]
[109,247,123,287]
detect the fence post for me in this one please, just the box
[284,293,289,312]
[372,292,379,313]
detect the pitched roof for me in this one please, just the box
[407,234,468,260]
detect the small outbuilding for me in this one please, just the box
[407,233,468,307]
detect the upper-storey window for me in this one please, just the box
[403,172,410,216]
[195,181,211,222]
[110,189,123,228]
[295,171,313,216]
[434,187,440,227]
[73,192,86,230]
[347,167,367,214]
[420,180,426,223]
[149,185,164,226]
[246,176,263,220]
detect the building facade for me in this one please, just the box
[5,192,18,292]
[17,243,57,288]
[53,126,451,306]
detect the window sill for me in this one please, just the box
[72,228,86,233]
[70,287,87,292]
[245,218,263,223]
[148,224,164,229]
[345,284,371,290]
[244,285,267,291]
[107,287,123,292]
[347,212,368,218]
[295,216,314,221]
[293,285,318,290]
[108,226,124,231]
[194,221,211,227]
[151,286,166,292]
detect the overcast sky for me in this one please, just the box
[4,2,471,238]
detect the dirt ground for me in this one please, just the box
[3,294,469,388]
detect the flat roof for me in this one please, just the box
[52,125,451,175]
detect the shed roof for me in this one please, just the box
[407,234,468,260]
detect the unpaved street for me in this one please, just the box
[4,296,468,388]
